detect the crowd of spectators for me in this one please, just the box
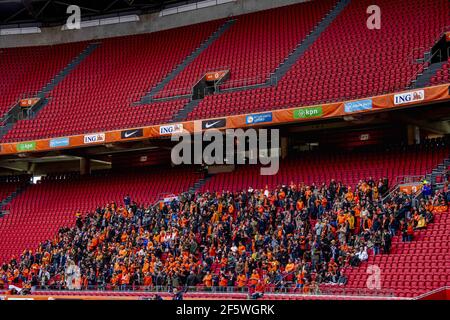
[0,176,447,295]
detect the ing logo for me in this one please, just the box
[366,5,381,30]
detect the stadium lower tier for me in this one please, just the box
[1,0,449,142]
[0,144,449,299]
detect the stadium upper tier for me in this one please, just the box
[0,0,449,143]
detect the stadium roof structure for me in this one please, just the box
[0,0,196,26]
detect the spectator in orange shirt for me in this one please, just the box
[203,272,213,289]
[237,273,247,291]
[143,272,153,287]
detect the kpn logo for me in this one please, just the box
[17,141,36,152]
[293,106,323,119]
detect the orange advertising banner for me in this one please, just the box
[0,83,449,156]
[399,183,423,195]
[205,70,229,82]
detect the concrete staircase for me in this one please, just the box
[138,19,236,104]
[0,43,100,139]
[152,174,213,209]
[0,123,14,140]
[36,43,100,99]
[219,0,351,94]
[430,158,449,189]
[382,154,450,206]
[409,61,447,89]
[0,98,50,140]
[0,181,31,217]
[170,99,202,123]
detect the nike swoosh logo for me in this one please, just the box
[205,121,221,129]
[124,131,138,138]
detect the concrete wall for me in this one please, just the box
[0,0,308,48]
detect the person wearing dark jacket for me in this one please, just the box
[382,230,392,254]
[186,271,197,287]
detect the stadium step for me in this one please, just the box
[269,0,352,84]
[37,42,100,98]
[170,98,202,122]
[0,98,49,140]
[0,42,100,139]
[0,123,14,140]
[138,19,237,104]
[0,179,31,218]
[382,155,450,204]
[410,61,447,89]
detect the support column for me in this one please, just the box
[80,158,91,175]
[281,136,288,159]
[407,125,420,145]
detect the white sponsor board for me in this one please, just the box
[83,133,106,144]
[159,124,183,135]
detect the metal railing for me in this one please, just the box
[8,284,396,298]
[382,175,425,204]
[216,74,275,93]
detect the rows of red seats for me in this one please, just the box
[430,58,450,85]
[0,175,30,205]
[187,0,450,120]
[325,212,450,298]
[0,167,202,263]
[0,21,221,142]
[1,0,448,142]
[0,43,86,117]
[156,0,336,98]
[2,290,403,300]
[200,145,450,192]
